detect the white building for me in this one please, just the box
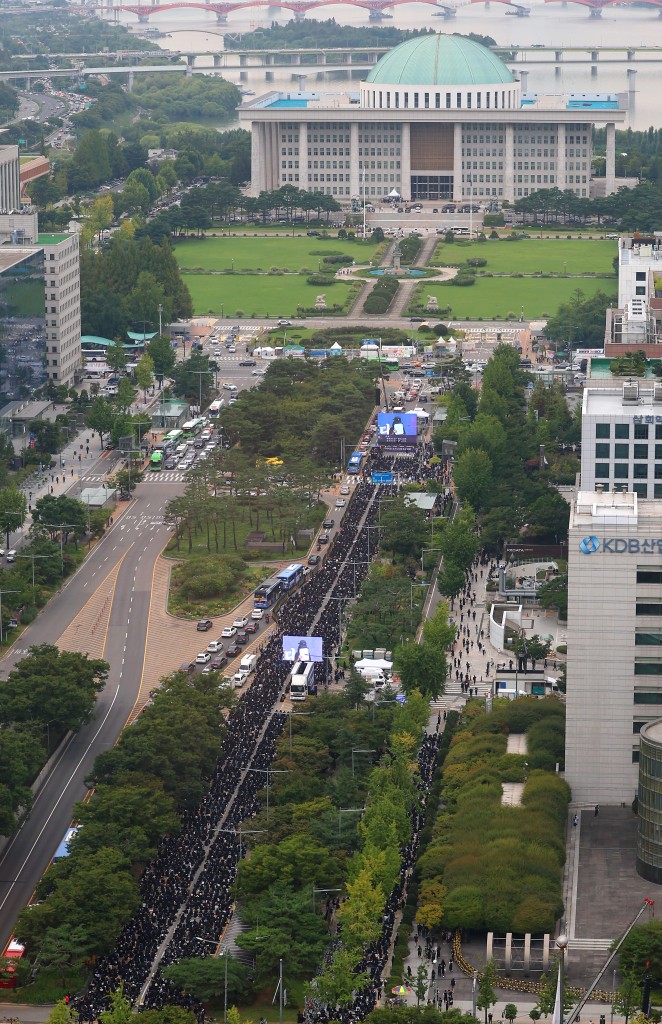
[580,381,662,500]
[566,487,662,805]
[0,145,21,213]
[605,235,662,357]
[239,34,626,204]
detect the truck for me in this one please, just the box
[240,653,257,675]
[289,660,316,701]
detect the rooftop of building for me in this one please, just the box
[583,382,662,415]
[365,34,514,88]
[619,235,662,264]
[640,720,662,745]
[572,488,662,527]
[0,245,41,273]
[37,233,70,245]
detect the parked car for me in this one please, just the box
[197,618,213,632]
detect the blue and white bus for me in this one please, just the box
[277,563,305,591]
[348,451,364,475]
[53,826,79,863]
[253,577,282,610]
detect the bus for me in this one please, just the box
[253,577,282,610]
[164,429,183,447]
[348,451,364,475]
[53,825,78,862]
[277,563,305,591]
[208,399,224,417]
[0,939,25,989]
[150,451,164,472]
[182,417,206,439]
[382,359,399,372]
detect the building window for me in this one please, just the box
[638,570,662,584]
[595,463,609,479]
[634,689,662,701]
[656,485,662,498]
[615,424,630,439]
[634,483,648,497]
[595,443,610,458]
[634,464,649,479]
[635,631,662,645]
[614,463,629,479]
[635,423,650,440]
[637,603,662,616]
[635,444,649,459]
[633,750,641,763]
[596,423,610,438]
[636,271,646,281]
[635,663,662,676]
[615,443,629,459]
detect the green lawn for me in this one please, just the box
[409,275,616,320]
[173,234,381,272]
[182,272,358,318]
[430,237,616,275]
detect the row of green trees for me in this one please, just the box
[511,181,662,233]
[435,346,576,554]
[15,671,234,975]
[417,697,570,934]
[0,645,107,836]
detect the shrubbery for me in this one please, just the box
[418,697,569,934]
[364,276,399,315]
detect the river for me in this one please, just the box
[113,1,662,129]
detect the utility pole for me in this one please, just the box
[0,589,19,645]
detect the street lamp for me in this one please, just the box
[195,938,229,1024]
[17,552,51,592]
[556,933,568,1024]
[157,302,163,337]
[242,766,288,821]
[421,545,443,576]
[338,807,365,836]
[0,588,19,645]
[410,580,430,630]
[351,747,376,777]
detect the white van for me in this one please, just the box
[233,668,250,687]
[358,666,388,686]
[240,653,257,675]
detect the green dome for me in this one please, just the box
[365,34,514,87]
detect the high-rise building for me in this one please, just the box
[0,145,21,213]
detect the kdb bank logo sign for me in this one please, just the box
[579,535,662,554]
[580,536,600,555]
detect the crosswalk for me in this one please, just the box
[142,471,189,482]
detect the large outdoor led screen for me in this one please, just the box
[282,635,324,663]
[377,412,418,447]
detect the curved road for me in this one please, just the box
[0,479,185,951]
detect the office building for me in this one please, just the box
[580,380,662,499]
[239,34,626,204]
[566,486,662,804]
[605,235,662,357]
[637,720,662,883]
[0,145,21,213]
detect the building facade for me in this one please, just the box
[239,35,626,204]
[40,233,81,386]
[566,488,662,804]
[0,145,21,214]
[580,381,662,499]
[605,235,662,358]
[636,720,662,883]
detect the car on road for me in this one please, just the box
[221,625,237,638]
[222,383,238,391]
[323,518,334,529]
[165,457,178,469]
[239,359,256,367]
[252,369,266,375]
[197,618,213,632]
[244,621,258,634]
[180,661,196,674]
[206,639,224,653]
[6,550,16,563]
[319,533,329,545]
[235,631,249,645]
[228,345,237,353]
[410,317,425,323]
[277,319,291,326]
[308,554,321,566]
[233,615,249,628]
[335,498,346,508]
[196,651,212,664]
[211,654,228,670]
[226,642,241,657]
[251,608,264,620]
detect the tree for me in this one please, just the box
[417,879,447,931]
[437,561,466,601]
[32,495,87,542]
[309,946,369,1009]
[0,644,108,733]
[336,861,385,950]
[237,882,328,983]
[380,500,427,560]
[414,964,429,1006]
[72,775,179,865]
[106,338,128,375]
[115,376,136,413]
[100,986,133,1024]
[618,920,662,987]
[393,641,447,700]
[476,959,499,1024]
[86,397,116,449]
[163,955,252,1003]
[148,334,176,383]
[0,486,27,547]
[612,971,643,1024]
[453,447,494,511]
[39,925,90,985]
[503,1006,518,1023]
[422,603,456,657]
[47,1001,80,1024]
[136,353,154,399]
[344,668,371,708]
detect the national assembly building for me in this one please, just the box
[238,33,627,205]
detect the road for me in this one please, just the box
[0,356,266,949]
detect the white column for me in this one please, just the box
[556,123,566,192]
[453,122,463,201]
[298,122,308,191]
[504,123,514,201]
[605,121,616,194]
[251,123,266,195]
[350,122,360,198]
[401,121,411,201]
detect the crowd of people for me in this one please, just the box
[76,474,410,1022]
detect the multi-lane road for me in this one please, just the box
[0,355,261,951]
